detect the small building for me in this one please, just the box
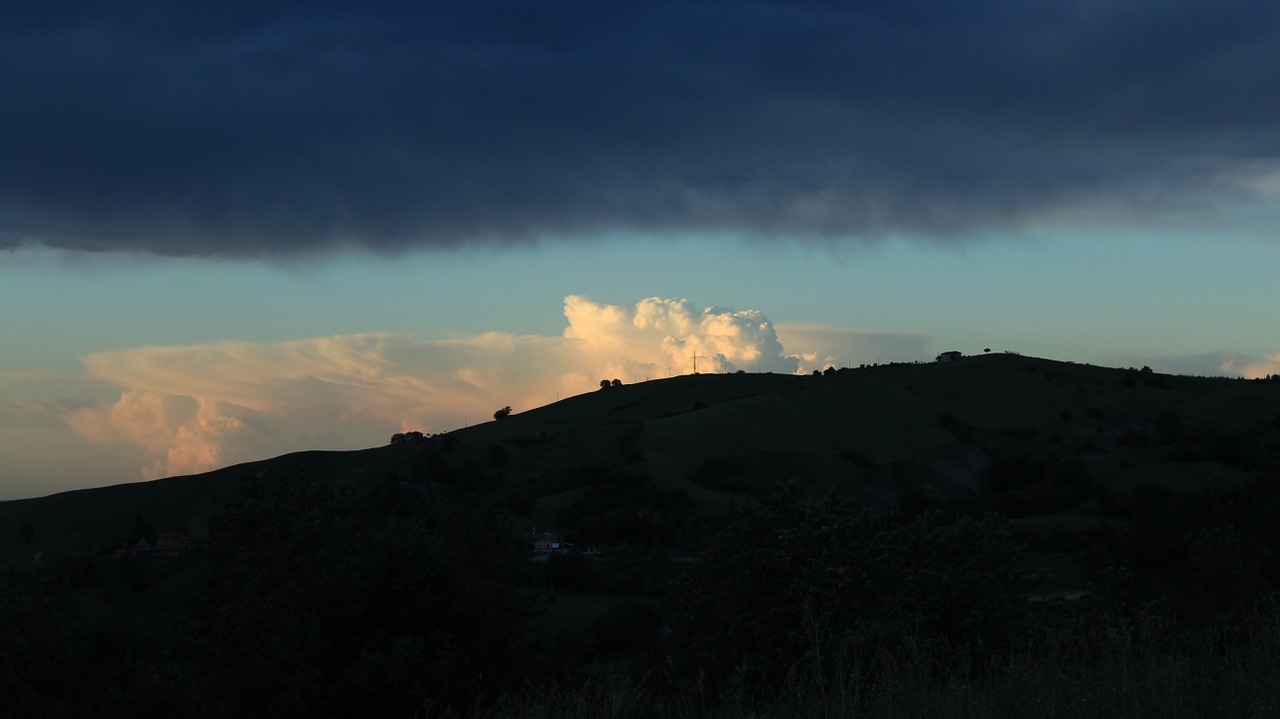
[936,351,963,363]
[530,532,573,556]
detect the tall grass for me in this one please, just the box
[432,607,1280,719]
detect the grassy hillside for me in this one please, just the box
[7,353,1280,716]
[4,353,1279,559]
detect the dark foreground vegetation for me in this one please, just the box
[5,355,1280,716]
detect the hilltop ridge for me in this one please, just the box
[4,352,1278,558]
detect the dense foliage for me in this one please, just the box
[669,489,1029,692]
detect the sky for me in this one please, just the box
[2,1,1279,499]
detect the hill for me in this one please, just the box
[7,352,1280,715]
[4,352,1279,559]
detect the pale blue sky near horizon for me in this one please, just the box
[5,1,1280,499]
[3,227,1280,500]
[4,226,1276,373]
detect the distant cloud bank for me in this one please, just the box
[4,2,1280,255]
[1135,351,1280,379]
[66,296,921,480]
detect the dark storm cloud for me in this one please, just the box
[3,1,1278,256]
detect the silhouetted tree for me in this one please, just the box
[611,378,622,387]
[600,379,611,390]
[494,406,512,420]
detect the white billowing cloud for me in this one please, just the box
[563,295,794,376]
[72,332,586,479]
[66,391,263,480]
[66,296,924,481]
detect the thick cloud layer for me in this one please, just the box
[66,296,888,479]
[5,2,1279,255]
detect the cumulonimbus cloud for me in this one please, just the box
[1234,355,1280,379]
[4,3,1280,255]
[68,296,920,480]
